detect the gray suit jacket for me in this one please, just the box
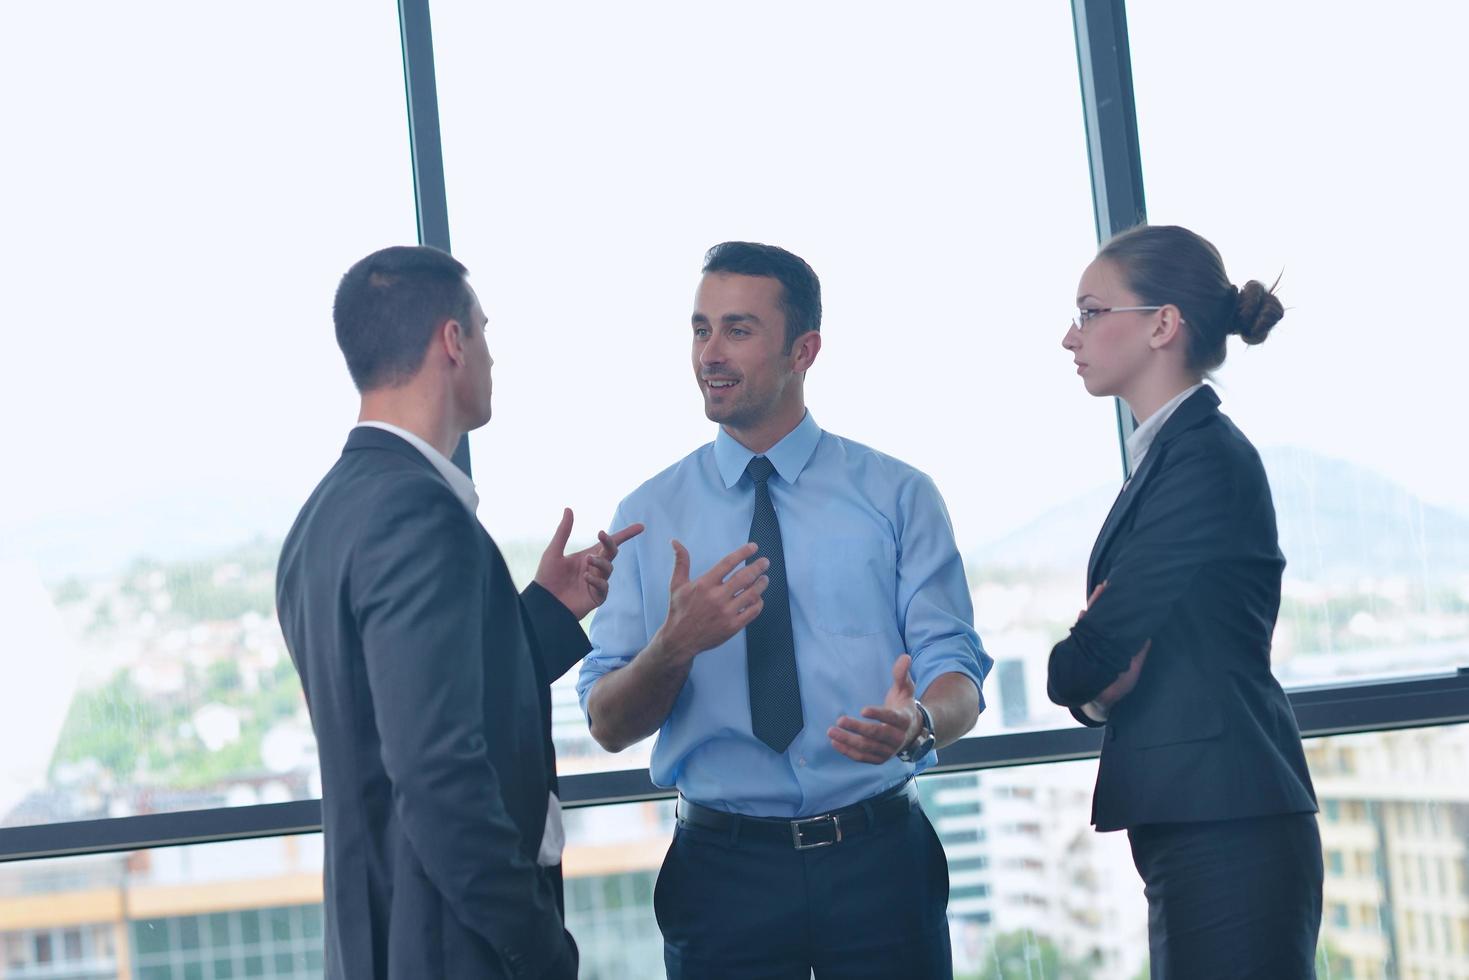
[277,426,585,978]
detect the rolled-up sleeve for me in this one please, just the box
[577,500,647,716]
[897,473,990,699]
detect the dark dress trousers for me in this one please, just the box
[276,427,588,979]
[1047,387,1322,978]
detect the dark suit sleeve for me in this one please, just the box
[353,487,574,979]
[519,581,593,683]
[1047,435,1243,708]
[1070,705,1106,728]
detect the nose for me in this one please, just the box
[1061,323,1080,351]
[699,335,725,368]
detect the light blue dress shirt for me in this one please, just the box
[577,412,989,817]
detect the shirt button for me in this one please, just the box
[798,757,807,767]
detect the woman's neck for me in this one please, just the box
[1123,375,1201,425]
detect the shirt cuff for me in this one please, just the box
[909,646,988,703]
[1081,701,1109,723]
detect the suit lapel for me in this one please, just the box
[1086,387,1221,585]
[1087,455,1158,586]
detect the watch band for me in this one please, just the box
[896,699,936,763]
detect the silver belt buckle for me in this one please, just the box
[791,813,842,850]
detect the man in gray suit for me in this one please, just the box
[277,245,641,978]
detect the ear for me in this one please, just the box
[1150,305,1185,351]
[440,316,469,366]
[790,330,822,373]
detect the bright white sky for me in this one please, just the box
[0,0,1464,581]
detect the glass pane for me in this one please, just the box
[563,729,1468,978]
[925,761,1148,976]
[936,726,1469,978]
[0,835,324,980]
[0,805,677,980]
[1,726,1466,975]
[0,4,416,828]
[1310,726,1469,979]
[561,801,674,979]
[431,0,1116,775]
[1127,1,1469,686]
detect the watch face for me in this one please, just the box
[899,730,935,763]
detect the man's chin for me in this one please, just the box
[701,399,727,424]
[704,407,749,428]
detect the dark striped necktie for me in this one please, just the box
[744,456,803,753]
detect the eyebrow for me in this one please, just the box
[692,312,763,326]
[1076,293,1101,305]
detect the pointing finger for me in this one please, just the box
[602,523,645,553]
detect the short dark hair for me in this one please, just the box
[702,242,822,352]
[1097,225,1283,374]
[332,245,473,392]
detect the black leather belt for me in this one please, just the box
[676,780,919,850]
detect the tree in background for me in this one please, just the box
[965,930,1096,980]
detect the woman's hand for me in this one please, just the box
[1078,580,1151,710]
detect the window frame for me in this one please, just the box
[2,0,1466,866]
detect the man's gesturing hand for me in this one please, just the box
[534,508,645,620]
[653,540,769,664]
[828,654,922,765]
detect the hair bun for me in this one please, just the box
[1233,279,1283,345]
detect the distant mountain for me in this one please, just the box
[975,447,1469,585]
[973,485,1115,575]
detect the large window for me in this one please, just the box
[3,4,1466,979]
[1127,0,1469,688]
[0,2,416,829]
[431,0,1123,772]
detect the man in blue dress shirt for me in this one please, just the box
[577,242,990,979]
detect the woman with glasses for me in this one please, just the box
[1048,224,1322,979]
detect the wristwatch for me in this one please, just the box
[896,699,936,763]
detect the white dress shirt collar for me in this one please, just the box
[355,421,479,515]
[1126,383,1206,472]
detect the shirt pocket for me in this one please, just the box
[803,535,897,637]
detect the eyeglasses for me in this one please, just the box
[1070,306,1163,332]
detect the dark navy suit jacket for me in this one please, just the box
[277,427,586,978]
[1047,387,1317,832]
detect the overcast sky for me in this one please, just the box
[1,1,1464,581]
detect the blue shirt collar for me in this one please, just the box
[713,410,822,489]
